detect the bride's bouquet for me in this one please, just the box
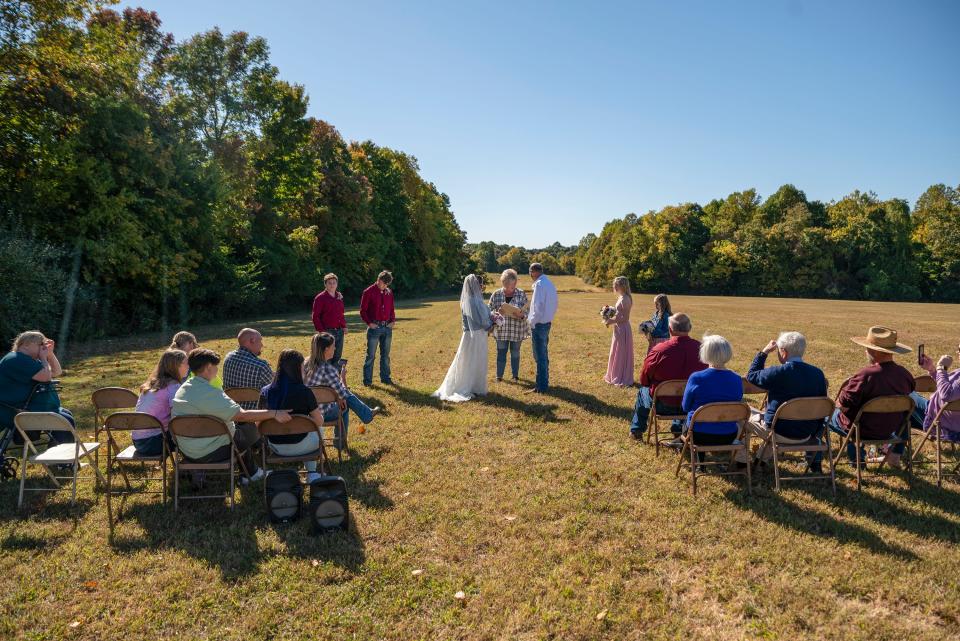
[600,305,616,322]
[490,311,505,327]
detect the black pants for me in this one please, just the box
[687,430,737,462]
[183,422,260,476]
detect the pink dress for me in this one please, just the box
[604,296,634,386]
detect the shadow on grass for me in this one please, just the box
[546,385,631,421]
[376,384,451,411]
[105,447,393,579]
[472,392,568,423]
[725,488,917,560]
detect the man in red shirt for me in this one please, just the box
[312,273,347,363]
[828,326,916,467]
[630,313,706,439]
[359,270,396,385]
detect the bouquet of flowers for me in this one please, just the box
[600,305,616,322]
[491,311,506,327]
[639,320,655,335]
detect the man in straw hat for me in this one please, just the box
[827,326,916,467]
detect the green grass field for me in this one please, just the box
[2,276,959,640]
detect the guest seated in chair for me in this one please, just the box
[912,346,960,442]
[680,334,744,459]
[172,349,290,484]
[827,326,915,467]
[260,349,327,483]
[133,349,188,456]
[0,331,75,446]
[629,313,706,439]
[304,333,381,450]
[743,332,828,472]
[222,328,274,408]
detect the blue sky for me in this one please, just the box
[125,0,960,247]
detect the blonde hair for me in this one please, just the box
[12,331,45,352]
[142,349,187,393]
[170,331,197,351]
[500,269,518,285]
[613,276,632,301]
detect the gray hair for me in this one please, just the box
[500,269,518,285]
[668,312,691,334]
[776,331,806,358]
[700,334,733,367]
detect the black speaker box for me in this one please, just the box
[265,469,303,523]
[309,475,349,534]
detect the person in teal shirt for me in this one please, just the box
[0,331,75,445]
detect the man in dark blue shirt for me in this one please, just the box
[744,331,828,472]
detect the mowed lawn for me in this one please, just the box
[2,275,959,641]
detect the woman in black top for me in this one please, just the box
[260,349,325,482]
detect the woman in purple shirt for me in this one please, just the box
[133,349,188,455]
[914,348,960,442]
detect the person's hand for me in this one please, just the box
[919,354,935,373]
[342,326,348,334]
[762,340,778,355]
[275,410,292,423]
[937,355,953,371]
[387,322,395,329]
[368,323,377,330]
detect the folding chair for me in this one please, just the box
[14,412,104,508]
[169,416,246,510]
[103,412,169,533]
[92,387,138,470]
[741,377,768,411]
[644,379,688,457]
[0,380,60,481]
[830,395,914,491]
[910,399,960,487]
[752,397,837,493]
[310,386,347,463]
[258,415,328,502]
[224,387,262,407]
[914,374,936,396]
[675,402,752,496]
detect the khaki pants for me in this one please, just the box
[736,415,812,463]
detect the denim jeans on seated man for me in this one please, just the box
[827,408,911,462]
[630,386,682,437]
[363,325,393,385]
[322,394,376,449]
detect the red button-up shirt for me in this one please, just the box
[312,290,346,332]
[359,283,396,325]
[640,335,707,406]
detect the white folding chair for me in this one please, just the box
[14,412,104,508]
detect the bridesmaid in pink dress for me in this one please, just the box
[603,276,635,387]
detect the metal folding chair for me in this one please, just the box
[310,386,347,462]
[675,401,753,496]
[14,412,104,508]
[92,387,138,470]
[910,399,960,487]
[224,387,262,407]
[752,397,837,493]
[644,379,688,457]
[103,412,169,533]
[169,415,245,510]
[830,395,914,491]
[258,415,328,502]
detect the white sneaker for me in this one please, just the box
[241,468,267,485]
[306,471,322,484]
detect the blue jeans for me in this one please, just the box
[323,394,376,448]
[531,322,551,391]
[828,408,908,462]
[363,325,393,384]
[496,340,521,379]
[630,386,682,435]
[328,328,344,364]
[909,392,929,429]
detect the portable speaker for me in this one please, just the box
[265,469,303,523]
[309,475,349,533]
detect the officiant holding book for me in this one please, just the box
[488,268,529,382]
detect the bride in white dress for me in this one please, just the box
[432,274,494,402]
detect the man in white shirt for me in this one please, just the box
[526,262,558,393]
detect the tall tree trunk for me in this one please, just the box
[57,240,83,360]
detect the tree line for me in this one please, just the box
[466,241,579,276]
[575,183,960,302]
[0,1,472,352]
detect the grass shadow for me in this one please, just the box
[377,384,451,411]
[471,392,568,423]
[725,489,917,560]
[546,385,630,421]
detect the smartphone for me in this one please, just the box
[918,343,924,366]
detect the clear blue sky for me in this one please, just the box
[124,0,960,247]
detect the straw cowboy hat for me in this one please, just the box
[850,326,912,355]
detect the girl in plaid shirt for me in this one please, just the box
[304,333,381,449]
[488,269,530,382]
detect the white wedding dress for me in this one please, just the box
[432,275,492,402]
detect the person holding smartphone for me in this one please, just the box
[913,343,960,443]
